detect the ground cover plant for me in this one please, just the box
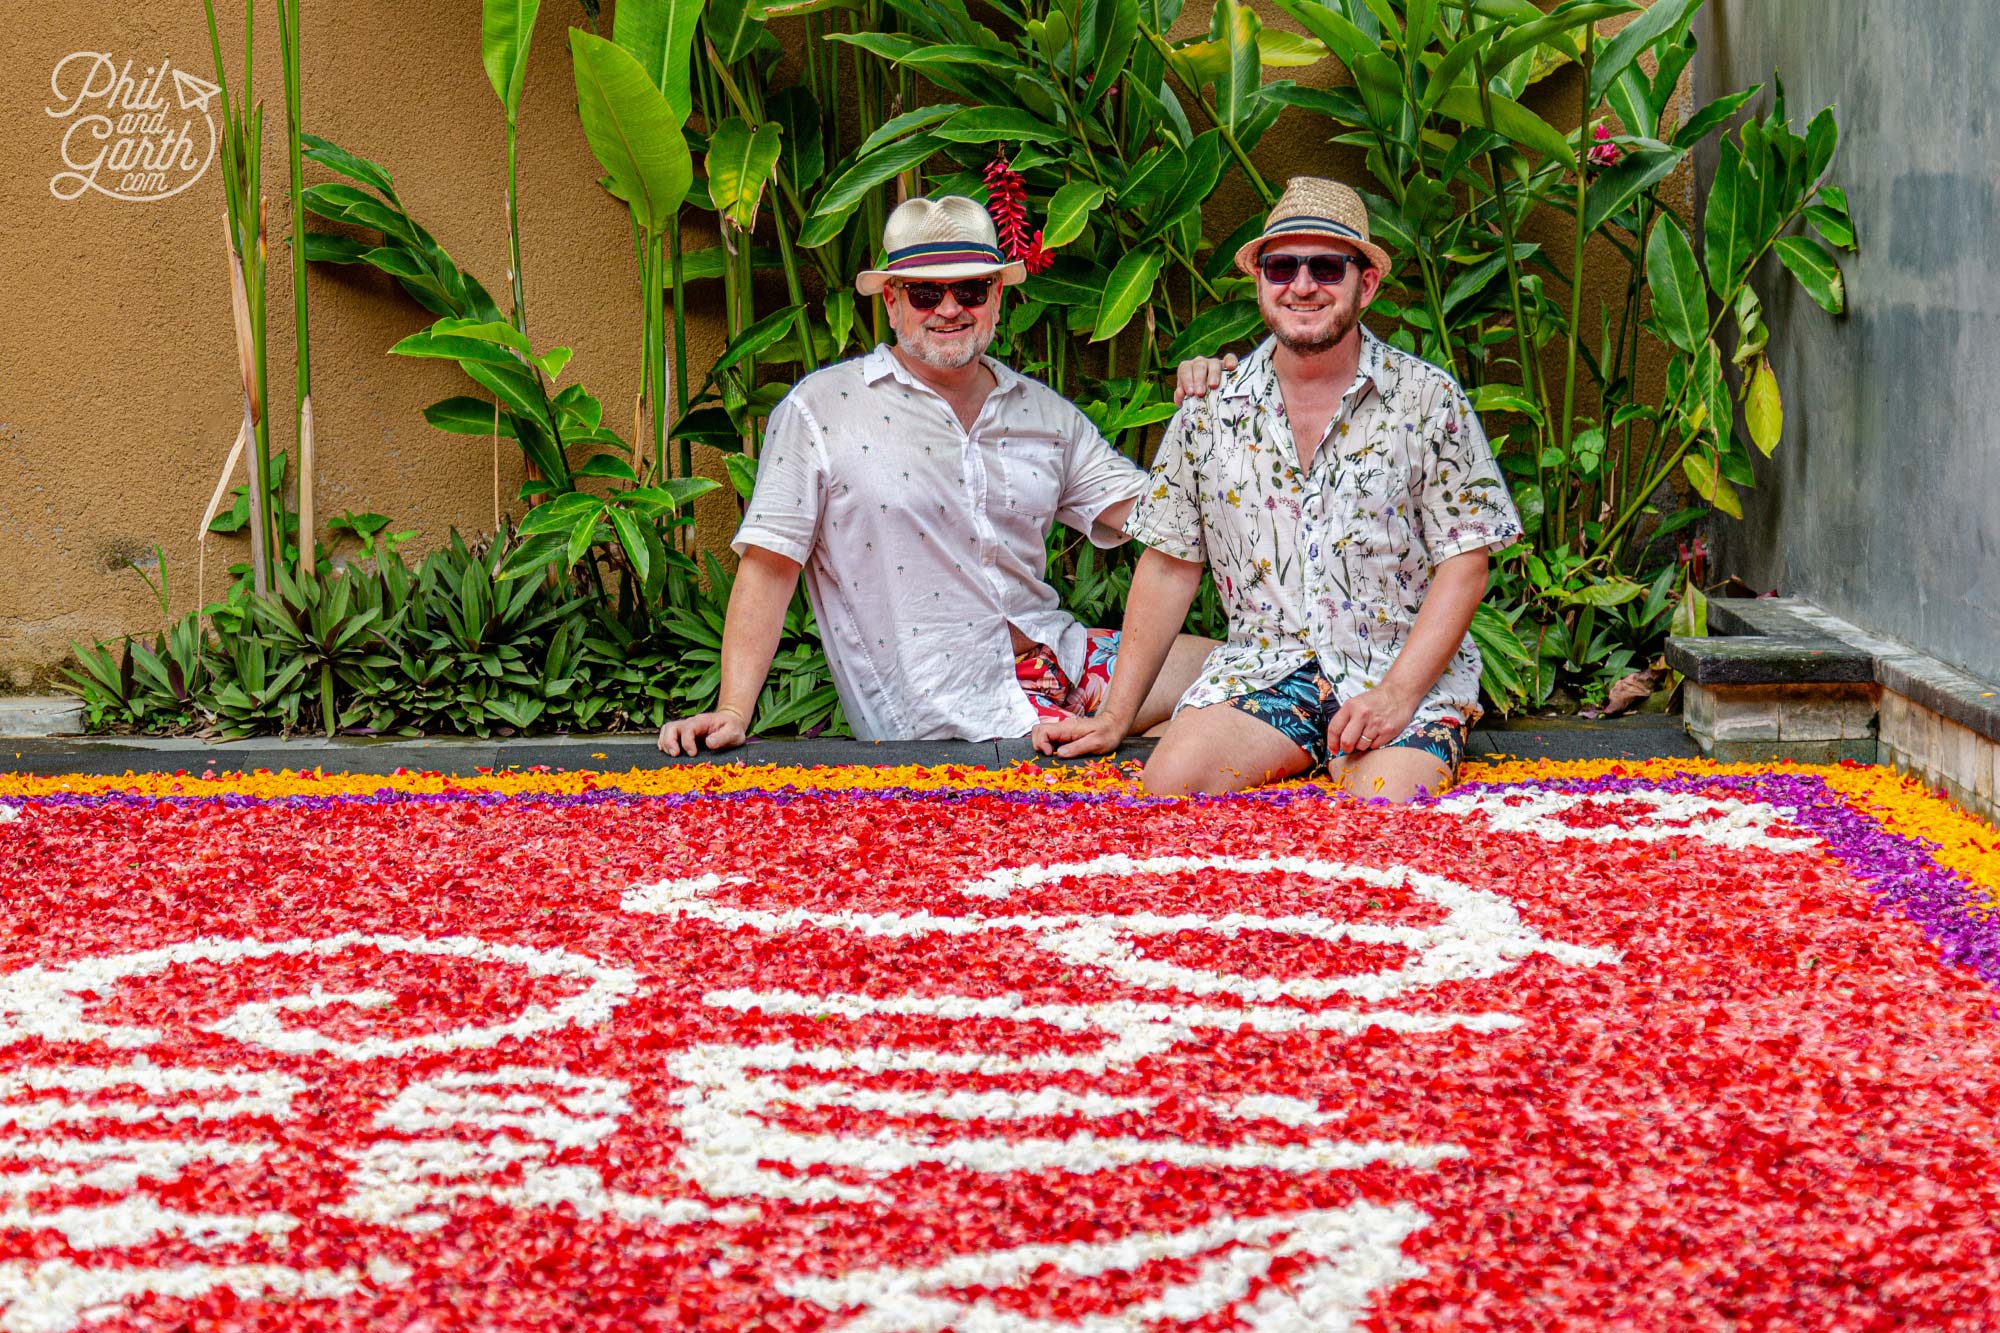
[72,0,1857,735]
[0,757,1993,1328]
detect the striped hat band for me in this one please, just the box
[1263,216,1366,244]
[885,241,1008,271]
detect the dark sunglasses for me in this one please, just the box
[896,277,994,310]
[1256,252,1366,286]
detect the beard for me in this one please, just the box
[897,317,997,370]
[1268,294,1361,355]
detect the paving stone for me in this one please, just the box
[0,697,84,738]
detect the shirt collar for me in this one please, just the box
[863,343,1024,400]
[1219,326,1386,403]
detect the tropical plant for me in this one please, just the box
[1245,0,1855,706]
[298,136,717,602]
[198,0,280,593]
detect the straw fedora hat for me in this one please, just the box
[856,196,1029,296]
[1232,177,1393,284]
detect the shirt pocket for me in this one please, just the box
[995,432,1065,516]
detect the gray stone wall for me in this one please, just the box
[1692,0,2000,682]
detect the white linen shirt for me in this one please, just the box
[1124,329,1523,727]
[733,345,1145,742]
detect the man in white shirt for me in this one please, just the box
[658,196,1213,752]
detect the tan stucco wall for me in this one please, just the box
[0,1,1682,688]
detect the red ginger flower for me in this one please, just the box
[983,151,1054,274]
[1587,122,1624,169]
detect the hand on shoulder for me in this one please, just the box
[1173,352,1241,406]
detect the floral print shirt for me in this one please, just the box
[1124,329,1522,726]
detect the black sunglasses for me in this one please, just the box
[896,277,994,310]
[1256,252,1366,286]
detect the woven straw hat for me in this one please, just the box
[1232,177,1392,283]
[856,196,1029,296]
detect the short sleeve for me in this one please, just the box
[1416,383,1524,564]
[731,395,825,564]
[1121,405,1207,562]
[1052,404,1146,548]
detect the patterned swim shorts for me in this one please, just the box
[1223,662,1469,775]
[1017,629,1121,721]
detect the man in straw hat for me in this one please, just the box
[1031,177,1523,800]
[658,195,1213,752]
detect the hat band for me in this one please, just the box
[884,241,1007,271]
[1263,215,1366,244]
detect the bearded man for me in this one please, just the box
[659,195,1212,752]
[1032,178,1524,800]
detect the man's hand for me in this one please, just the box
[1173,353,1240,405]
[657,707,749,756]
[1325,688,1419,758]
[1031,712,1129,759]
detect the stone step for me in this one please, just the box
[1669,599,2000,822]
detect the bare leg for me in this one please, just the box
[1140,700,1313,797]
[1127,634,1219,734]
[1323,745,1453,803]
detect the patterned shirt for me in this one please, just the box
[1124,328,1523,726]
[735,345,1145,742]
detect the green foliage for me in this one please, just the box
[128,0,1857,738]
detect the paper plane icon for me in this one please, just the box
[173,67,221,112]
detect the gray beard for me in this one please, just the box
[899,322,996,370]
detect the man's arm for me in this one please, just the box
[1324,547,1489,756]
[1032,546,1204,757]
[657,546,802,755]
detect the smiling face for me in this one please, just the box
[1253,238,1380,357]
[883,275,1003,371]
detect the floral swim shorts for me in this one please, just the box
[1223,662,1469,775]
[1017,629,1121,721]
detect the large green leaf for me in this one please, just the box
[301,133,399,200]
[1743,356,1782,456]
[1162,298,1264,361]
[1085,0,1139,113]
[1644,214,1705,354]
[570,30,693,235]
[803,134,941,246]
[1682,451,1742,518]
[705,0,770,66]
[1141,130,1224,242]
[706,118,783,232]
[1212,0,1264,135]
[1673,87,1760,148]
[613,0,704,123]
[1091,247,1165,342]
[1774,235,1844,314]
[1583,143,1683,234]
[1433,85,1573,165]
[1588,0,1700,104]
[481,0,543,118]
[848,104,960,160]
[934,107,1068,145]
[1042,181,1108,249]
[1270,0,1376,69]
[424,396,518,439]
[1702,139,1748,296]
[711,305,803,378]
